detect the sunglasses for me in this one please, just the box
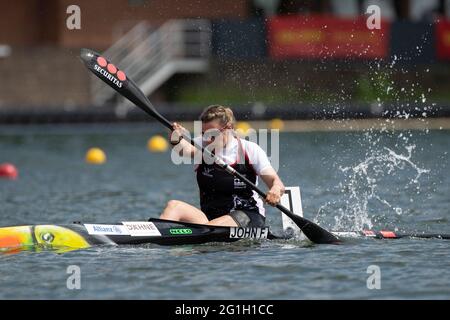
[202,124,230,141]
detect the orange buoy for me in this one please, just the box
[0,163,18,180]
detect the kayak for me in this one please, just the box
[0,218,284,252]
[2,218,450,253]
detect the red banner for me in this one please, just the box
[436,19,450,60]
[267,15,390,59]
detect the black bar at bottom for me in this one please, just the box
[0,300,448,319]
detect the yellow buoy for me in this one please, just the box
[235,121,252,136]
[147,135,169,152]
[269,118,285,131]
[85,148,106,164]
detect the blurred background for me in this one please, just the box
[1,0,450,123]
[1,2,450,299]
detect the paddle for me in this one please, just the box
[79,48,341,244]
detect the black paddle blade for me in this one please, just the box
[290,214,341,244]
[276,204,341,244]
[79,48,173,130]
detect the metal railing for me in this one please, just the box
[91,19,211,115]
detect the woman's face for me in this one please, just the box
[202,120,231,147]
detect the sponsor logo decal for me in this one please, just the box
[202,166,214,177]
[229,227,269,239]
[169,228,193,235]
[97,56,107,67]
[122,221,162,237]
[233,177,247,189]
[93,56,126,88]
[84,224,129,235]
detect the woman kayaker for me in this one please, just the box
[159,105,285,227]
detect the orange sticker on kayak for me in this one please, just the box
[380,231,396,238]
[0,235,22,248]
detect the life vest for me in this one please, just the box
[196,138,262,220]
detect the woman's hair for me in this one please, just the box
[199,105,235,128]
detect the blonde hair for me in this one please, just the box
[199,105,235,128]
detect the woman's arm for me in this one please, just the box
[259,167,285,206]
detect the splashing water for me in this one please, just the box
[316,144,430,231]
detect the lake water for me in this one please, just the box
[0,123,449,299]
